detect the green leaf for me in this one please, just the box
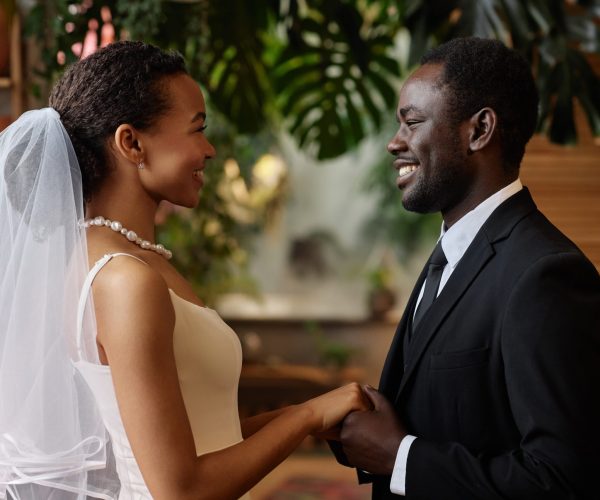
[566,14,600,52]
[536,59,557,133]
[455,0,505,39]
[342,88,365,142]
[354,78,382,129]
[283,78,326,119]
[271,0,400,158]
[367,65,397,108]
[549,54,577,144]
[570,49,600,136]
[499,0,535,47]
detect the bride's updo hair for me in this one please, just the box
[49,41,187,202]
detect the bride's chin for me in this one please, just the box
[178,196,200,210]
[162,191,199,209]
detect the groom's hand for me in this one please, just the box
[339,385,406,475]
[327,439,352,467]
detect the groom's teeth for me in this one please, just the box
[398,165,418,176]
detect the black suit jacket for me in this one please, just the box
[370,188,600,499]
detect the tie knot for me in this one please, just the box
[430,241,447,267]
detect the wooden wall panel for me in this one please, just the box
[521,104,600,271]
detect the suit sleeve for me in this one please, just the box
[405,252,600,500]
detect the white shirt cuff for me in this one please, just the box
[389,435,417,495]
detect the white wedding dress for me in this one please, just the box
[74,253,251,499]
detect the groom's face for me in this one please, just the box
[387,63,473,217]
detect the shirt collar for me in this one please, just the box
[439,179,523,269]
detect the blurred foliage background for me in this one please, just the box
[14,0,600,303]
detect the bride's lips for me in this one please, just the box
[192,167,204,184]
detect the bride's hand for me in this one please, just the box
[301,383,371,434]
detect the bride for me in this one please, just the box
[0,41,367,499]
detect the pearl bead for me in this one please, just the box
[83,216,172,260]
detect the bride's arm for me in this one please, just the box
[197,385,362,498]
[241,407,346,441]
[240,408,288,439]
[94,259,366,500]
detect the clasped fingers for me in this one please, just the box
[339,387,406,475]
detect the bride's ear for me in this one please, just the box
[112,124,144,166]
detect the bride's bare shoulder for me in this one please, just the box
[90,254,175,338]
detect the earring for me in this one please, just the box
[137,160,145,170]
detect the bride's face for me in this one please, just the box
[138,74,216,208]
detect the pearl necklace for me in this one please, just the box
[83,216,173,260]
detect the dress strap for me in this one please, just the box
[76,253,147,359]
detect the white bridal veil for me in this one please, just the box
[0,109,118,499]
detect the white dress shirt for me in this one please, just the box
[389,179,523,495]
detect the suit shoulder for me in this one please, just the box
[508,209,592,264]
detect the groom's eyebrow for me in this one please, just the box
[399,105,420,118]
[190,112,206,123]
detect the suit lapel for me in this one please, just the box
[394,188,538,402]
[378,265,428,398]
[396,236,495,399]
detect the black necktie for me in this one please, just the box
[412,241,447,332]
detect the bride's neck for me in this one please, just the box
[85,182,158,244]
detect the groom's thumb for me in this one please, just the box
[362,384,383,410]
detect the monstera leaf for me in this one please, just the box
[196,0,276,135]
[272,1,400,159]
[25,0,600,154]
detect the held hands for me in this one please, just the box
[302,383,371,435]
[339,385,406,475]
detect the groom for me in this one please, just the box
[337,37,600,499]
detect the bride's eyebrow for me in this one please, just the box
[190,112,206,123]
